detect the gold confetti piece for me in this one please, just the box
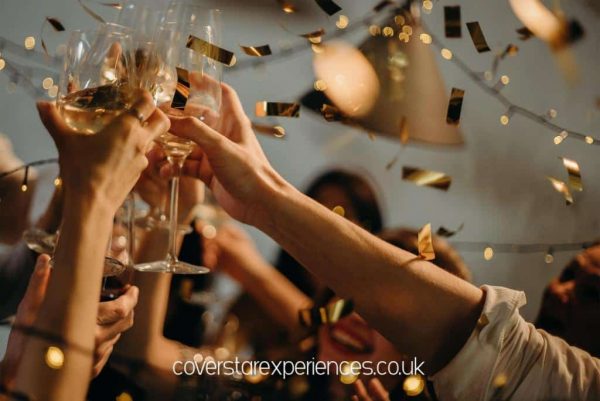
[78,0,106,23]
[444,6,462,38]
[100,2,122,9]
[251,122,286,138]
[373,0,394,12]
[417,223,435,261]
[255,101,300,118]
[46,17,66,31]
[315,0,342,16]
[501,44,519,57]
[516,26,534,40]
[186,35,236,67]
[299,299,354,328]
[466,21,491,53]
[436,223,464,238]
[560,156,582,191]
[403,375,425,396]
[171,67,190,110]
[300,28,326,43]
[547,176,573,205]
[277,0,297,13]
[240,44,272,57]
[446,88,464,125]
[45,346,64,369]
[402,166,452,191]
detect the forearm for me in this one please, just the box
[15,195,113,401]
[257,184,485,373]
[236,259,311,333]
[116,228,170,357]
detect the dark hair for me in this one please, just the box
[276,169,383,297]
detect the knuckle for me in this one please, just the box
[112,305,127,320]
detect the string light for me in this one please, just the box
[500,75,510,85]
[47,85,58,98]
[382,26,394,37]
[45,346,64,369]
[585,136,594,144]
[500,108,514,125]
[441,48,453,60]
[422,0,433,12]
[547,108,558,119]
[394,15,405,25]
[419,33,432,44]
[545,248,554,264]
[398,32,410,43]
[336,15,349,30]
[368,25,381,36]
[314,79,328,91]
[53,176,62,187]
[20,166,29,192]
[0,58,5,71]
[42,77,54,90]
[553,130,568,145]
[403,375,425,396]
[24,36,35,50]
[484,246,494,260]
[483,70,493,81]
[201,224,217,239]
[402,25,413,35]
[339,361,361,384]
[332,205,345,216]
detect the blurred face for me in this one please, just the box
[313,185,359,225]
[537,245,600,356]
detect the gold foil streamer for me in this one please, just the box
[78,0,106,23]
[417,223,435,261]
[251,122,286,138]
[560,156,583,191]
[547,176,573,205]
[315,0,342,16]
[516,26,534,40]
[501,44,519,57]
[255,101,300,118]
[186,35,237,67]
[46,18,65,31]
[402,167,452,191]
[436,223,464,238]
[299,299,354,328]
[446,88,465,125]
[466,22,491,53]
[171,67,190,110]
[100,2,122,9]
[300,28,326,43]
[240,44,272,57]
[444,6,462,38]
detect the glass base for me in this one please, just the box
[134,260,210,274]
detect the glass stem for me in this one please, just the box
[167,155,186,262]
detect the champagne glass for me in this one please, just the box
[56,24,135,278]
[134,9,222,274]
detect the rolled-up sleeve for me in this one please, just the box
[0,243,37,320]
[430,285,600,401]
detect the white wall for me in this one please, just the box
[1,0,599,360]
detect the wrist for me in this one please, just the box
[250,171,298,234]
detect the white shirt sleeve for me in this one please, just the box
[430,285,600,401]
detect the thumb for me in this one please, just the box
[169,116,228,153]
[36,101,74,145]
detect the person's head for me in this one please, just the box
[276,169,383,297]
[317,228,471,369]
[536,244,600,357]
[305,169,383,233]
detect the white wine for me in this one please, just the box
[58,84,133,135]
[156,132,195,157]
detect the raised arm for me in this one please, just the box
[12,92,168,401]
[167,83,484,374]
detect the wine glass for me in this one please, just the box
[56,24,136,278]
[134,9,222,275]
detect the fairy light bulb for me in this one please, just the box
[584,136,594,144]
[441,48,453,60]
[45,346,64,369]
[484,246,494,260]
[553,130,568,145]
[544,249,554,264]
[403,375,425,396]
[24,36,36,50]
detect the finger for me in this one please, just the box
[367,378,390,401]
[142,108,170,147]
[97,286,139,325]
[92,344,113,378]
[353,379,372,401]
[123,89,156,126]
[96,310,134,344]
[169,116,227,151]
[36,102,75,143]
